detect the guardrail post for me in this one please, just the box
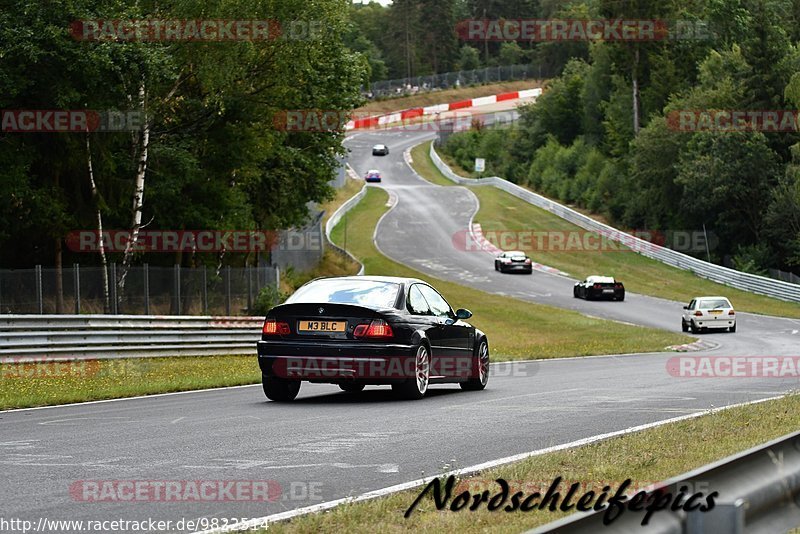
[174,264,181,316]
[276,266,280,290]
[687,500,745,534]
[202,266,208,316]
[73,264,81,314]
[247,265,253,312]
[143,263,150,315]
[109,262,118,314]
[225,266,231,316]
[35,264,43,314]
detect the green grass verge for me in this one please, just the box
[0,356,260,410]
[413,141,800,319]
[264,393,800,533]
[331,186,691,360]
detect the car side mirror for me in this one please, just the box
[683,306,689,310]
[455,308,473,320]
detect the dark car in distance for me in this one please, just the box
[573,276,625,301]
[365,169,382,183]
[372,144,390,156]
[257,276,490,401]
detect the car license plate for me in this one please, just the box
[603,289,614,294]
[299,320,347,333]
[709,310,723,315]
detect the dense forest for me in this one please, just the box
[0,0,366,271]
[348,0,585,81]
[441,0,800,275]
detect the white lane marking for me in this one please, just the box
[171,417,186,424]
[445,388,585,409]
[0,384,260,414]
[0,440,40,450]
[192,394,786,534]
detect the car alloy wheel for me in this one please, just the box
[461,340,489,391]
[393,344,430,400]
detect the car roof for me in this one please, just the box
[310,275,426,286]
[586,275,615,283]
[692,296,731,301]
[367,169,381,174]
[373,144,386,148]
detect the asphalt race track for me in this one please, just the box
[3,108,799,532]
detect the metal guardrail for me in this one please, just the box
[325,176,367,276]
[531,430,800,533]
[429,143,800,304]
[0,314,263,362]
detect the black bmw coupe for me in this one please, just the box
[257,276,489,401]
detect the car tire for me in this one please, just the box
[690,320,701,334]
[617,294,625,302]
[262,376,301,402]
[573,287,579,298]
[494,261,499,271]
[681,320,689,332]
[461,339,489,391]
[392,344,430,400]
[339,383,366,393]
[729,323,737,333]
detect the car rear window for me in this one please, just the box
[287,279,400,308]
[698,299,731,309]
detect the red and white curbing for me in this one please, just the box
[346,88,542,131]
[471,223,569,276]
[667,339,720,353]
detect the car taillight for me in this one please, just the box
[524,259,532,264]
[353,319,394,339]
[615,283,623,288]
[694,311,703,317]
[728,310,735,316]
[263,320,291,336]
[594,284,601,289]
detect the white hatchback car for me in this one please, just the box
[682,297,736,333]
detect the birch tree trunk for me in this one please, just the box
[632,45,640,135]
[86,133,110,312]
[119,78,150,297]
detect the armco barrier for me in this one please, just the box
[429,143,800,303]
[325,176,367,276]
[530,429,800,533]
[0,314,263,361]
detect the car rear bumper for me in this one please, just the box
[589,289,624,299]
[258,340,419,383]
[694,319,735,329]
[501,264,532,272]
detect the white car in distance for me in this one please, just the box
[682,296,736,333]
